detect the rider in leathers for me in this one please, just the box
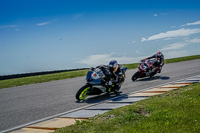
[96,60,123,93]
[143,51,164,75]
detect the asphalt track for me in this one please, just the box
[0,59,200,132]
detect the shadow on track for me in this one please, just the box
[76,92,125,104]
[135,76,170,82]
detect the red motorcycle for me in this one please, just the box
[131,59,160,81]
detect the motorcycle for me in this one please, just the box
[131,58,160,81]
[75,66,127,101]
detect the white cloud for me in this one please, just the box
[141,28,200,42]
[78,54,112,65]
[78,53,146,66]
[141,38,147,42]
[164,38,173,40]
[154,14,158,17]
[181,20,200,27]
[37,22,50,26]
[186,38,200,43]
[160,43,188,51]
[160,38,200,51]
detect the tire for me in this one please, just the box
[75,85,91,101]
[132,71,139,81]
[149,71,157,78]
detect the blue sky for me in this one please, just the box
[0,0,200,75]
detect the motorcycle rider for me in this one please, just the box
[143,51,164,75]
[108,60,125,92]
[96,60,124,93]
[108,60,123,81]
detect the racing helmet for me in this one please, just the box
[109,60,118,72]
[156,51,163,63]
[156,51,162,58]
[109,60,118,67]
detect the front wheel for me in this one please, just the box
[132,71,139,81]
[149,71,157,78]
[75,85,91,101]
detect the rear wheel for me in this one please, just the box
[132,71,139,81]
[75,85,91,101]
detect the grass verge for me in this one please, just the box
[0,69,88,89]
[0,54,200,89]
[55,83,200,133]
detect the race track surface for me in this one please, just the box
[0,59,200,132]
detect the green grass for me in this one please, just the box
[0,54,200,89]
[0,69,88,89]
[123,62,139,70]
[55,83,200,133]
[165,54,200,64]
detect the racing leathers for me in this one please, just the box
[96,64,124,92]
[146,53,164,74]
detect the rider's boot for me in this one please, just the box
[113,85,120,95]
[106,81,112,94]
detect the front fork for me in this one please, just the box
[85,83,93,94]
